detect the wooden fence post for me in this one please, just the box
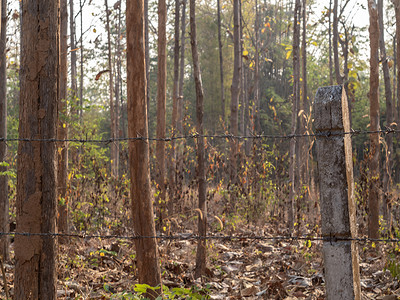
[314,85,361,300]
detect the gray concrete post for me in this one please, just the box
[314,85,361,300]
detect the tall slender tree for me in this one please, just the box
[254,0,260,133]
[105,0,118,178]
[230,0,241,182]
[378,0,393,226]
[300,0,309,197]
[333,0,343,84]
[178,0,187,133]
[394,0,400,124]
[58,0,69,242]
[70,0,78,165]
[328,0,333,85]
[169,0,180,215]
[145,0,150,121]
[289,0,301,234]
[190,0,207,279]
[156,0,167,225]
[368,0,380,239]
[217,0,225,122]
[126,0,161,294]
[0,0,7,261]
[15,1,59,298]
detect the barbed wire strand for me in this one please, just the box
[1,231,399,244]
[0,128,397,144]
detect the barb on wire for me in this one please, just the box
[1,231,400,244]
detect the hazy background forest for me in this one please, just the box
[2,0,400,298]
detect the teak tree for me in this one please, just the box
[15,1,59,298]
[126,0,162,295]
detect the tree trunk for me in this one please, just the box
[190,0,207,279]
[145,0,150,123]
[58,0,69,243]
[178,0,187,134]
[328,0,333,85]
[254,0,260,133]
[79,0,84,125]
[289,0,301,234]
[378,0,393,229]
[217,0,225,123]
[126,0,162,294]
[15,1,58,298]
[105,0,118,178]
[169,0,180,216]
[156,0,167,227]
[239,0,245,137]
[69,0,78,165]
[333,0,343,84]
[396,1,400,126]
[300,0,309,200]
[0,0,7,261]
[368,0,380,239]
[115,1,122,173]
[230,0,241,183]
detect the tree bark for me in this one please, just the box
[0,0,7,261]
[217,0,225,123]
[230,0,241,183]
[58,0,69,243]
[378,0,393,228]
[105,0,118,178]
[15,1,59,298]
[190,0,207,279]
[289,0,301,234]
[368,0,380,239]
[156,0,167,227]
[126,0,162,294]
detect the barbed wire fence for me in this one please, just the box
[0,127,397,144]
[1,126,399,245]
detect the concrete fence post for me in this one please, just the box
[314,85,361,300]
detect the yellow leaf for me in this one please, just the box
[243,50,249,56]
[100,252,105,257]
[286,50,292,60]
[93,28,97,33]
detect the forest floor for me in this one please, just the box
[1,219,399,300]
